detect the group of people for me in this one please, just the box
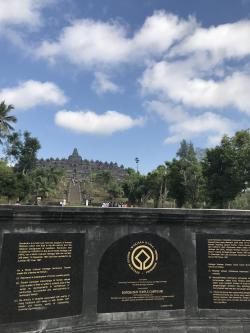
[101,202,128,208]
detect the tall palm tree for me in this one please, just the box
[0,101,17,144]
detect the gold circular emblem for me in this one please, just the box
[127,241,158,274]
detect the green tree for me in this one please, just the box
[47,167,65,188]
[0,161,18,201]
[107,181,124,201]
[32,168,54,199]
[4,130,41,202]
[177,139,196,162]
[15,173,33,202]
[166,159,186,207]
[166,140,204,208]
[122,168,147,205]
[94,170,113,186]
[7,131,41,175]
[232,129,250,185]
[203,130,250,208]
[30,167,65,200]
[146,165,168,207]
[0,101,17,144]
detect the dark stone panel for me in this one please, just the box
[0,233,85,323]
[97,233,184,313]
[197,234,250,309]
[183,229,198,317]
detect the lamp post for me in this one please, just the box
[135,157,139,173]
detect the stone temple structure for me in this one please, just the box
[36,148,127,182]
[36,149,128,204]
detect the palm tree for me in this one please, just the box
[32,167,65,200]
[47,167,65,187]
[0,101,17,144]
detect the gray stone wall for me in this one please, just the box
[0,206,250,333]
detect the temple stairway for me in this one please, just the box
[68,182,81,204]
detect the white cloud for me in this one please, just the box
[146,100,188,123]
[135,15,250,139]
[141,61,250,114]
[36,19,130,66]
[139,17,250,123]
[132,11,196,56]
[172,20,250,61]
[55,110,144,135]
[0,80,68,110]
[147,101,235,145]
[91,72,122,95]
[139,17,250,148]
[0,28,28,50]
[35,11,250,72]
[0,0,53,27]
[36,11,196,67]
[165,112,235,145]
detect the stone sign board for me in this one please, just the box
[97,233,184,313]
[197,234,250,309]
[0,233,85,323]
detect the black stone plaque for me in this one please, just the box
[0,233,85,323]
[197,234,250,309]
[97,233,184,313]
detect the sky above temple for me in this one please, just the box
[0,0,250,173]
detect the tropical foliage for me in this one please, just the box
[122,130,250,209]
[0,102,17,144]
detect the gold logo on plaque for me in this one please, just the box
[127,241,158,274]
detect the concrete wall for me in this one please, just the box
[0,206,250,333]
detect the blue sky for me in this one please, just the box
[0,0,250,173]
